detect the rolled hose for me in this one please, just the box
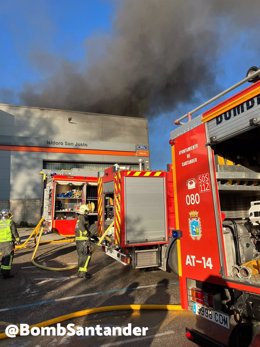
[31,223,77,271]
[31,220,114,271]
[0,304,183,340]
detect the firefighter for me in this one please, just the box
[75,204,93,279]
[0,209,20,278]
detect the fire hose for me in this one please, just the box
[31,224,76,272]
[0,221,184,341]
[15,217,76,271]
[15,218,115,271]
[0,304,183,340]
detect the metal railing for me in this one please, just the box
[174,68,260,125]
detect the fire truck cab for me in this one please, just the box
[170,73,260,346]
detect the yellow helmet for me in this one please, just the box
[78,204,90,215]
[0,209,12,219]
[88,202,95,213]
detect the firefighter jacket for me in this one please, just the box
[0,219,20,243]
[75,214,90,241]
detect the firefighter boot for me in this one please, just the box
[77,271,85,278]
[77,271,92,279]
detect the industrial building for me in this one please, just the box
[0,104,150,224]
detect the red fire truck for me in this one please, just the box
[97,165,175,269]
[170,68,260,346]
[97,69,260,346]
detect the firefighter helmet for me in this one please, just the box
[78,204,90,215]
[88,202,95,213]
[0,209,12,219]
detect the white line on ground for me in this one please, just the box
[35,276,77,285]
[0,281,178,312]
[34,276,77,280]
[47,282,174,301]
[100,330,175,347]
[21,263,77,269]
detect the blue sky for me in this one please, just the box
[0,0,259,170]
[0,1,114,90]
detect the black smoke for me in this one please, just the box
[15,0,260,117]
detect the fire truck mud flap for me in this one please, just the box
[167,240,179,274]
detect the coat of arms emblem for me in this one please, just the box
[188,210,202,240]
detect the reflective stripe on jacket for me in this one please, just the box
[75,214,90,241]
[0,219,12,243]
[75,230,89,241]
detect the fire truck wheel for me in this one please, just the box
[168,240,179,275]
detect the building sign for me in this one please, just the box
[46,140,88,148]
